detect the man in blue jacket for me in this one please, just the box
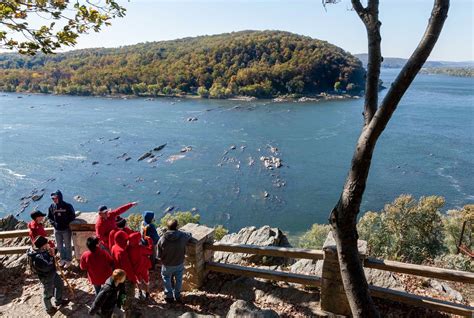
[141,211,160,269]
[48,190,75,268]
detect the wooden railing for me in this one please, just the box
[0,228,53,240]
[203,242,474,317]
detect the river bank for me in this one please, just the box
[1,90,360,103]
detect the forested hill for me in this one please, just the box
[0,31,365,98]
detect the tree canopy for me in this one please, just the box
[0,0,126,55]
[0,30,366,98]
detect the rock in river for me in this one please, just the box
[73,195,88,203]
[153,143,167,152]
[137,151,153,161]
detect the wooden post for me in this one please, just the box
[69,212,97,261]
[320,231,367,316]
[180,223,215,291]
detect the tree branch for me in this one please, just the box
[369,0,450,140]
[352,0,381,125]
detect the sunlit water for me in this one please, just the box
[0,69,472,236]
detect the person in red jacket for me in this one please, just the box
[95,201,138,249]
[108,217,134,250]
[128,232,153,300]
[111,231,138,316]
[28,210,55,251]
[80,237,114,295]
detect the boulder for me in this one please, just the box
[226,300,279,318]
[214,226,291,266]
[0,215,27,231]
[364,268,405,292]
[429,279,464,302]
[289,259,323,277]
[73,195,88,203]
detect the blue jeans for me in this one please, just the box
[93,284,101,295]
[161,263,184,300]
[54,229,72,261]
[39,273,63,311]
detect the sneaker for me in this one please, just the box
[175,297,184,304]
[55,299,69,307]
[46,307,57,315]
[164,297,174,304]
[138,291,145,300]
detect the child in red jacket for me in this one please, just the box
[80,237,114,295]
[128,232,153,299]
[28,210,55,251]
[111,231,137,315]
[108,217,134,250]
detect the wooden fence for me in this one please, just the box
[202,240,473,317]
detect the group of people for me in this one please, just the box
[26,190,193,317]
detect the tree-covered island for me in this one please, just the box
[0,31,365,99]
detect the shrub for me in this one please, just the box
[214,225,229,241]
[434,254,472,272]
[443,204,473,254]
[298,224,331,249]
[127,213,143,232]
[197,86,209,98]
[358,195,446,264]
[160,211,200,228]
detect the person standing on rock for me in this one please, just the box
[80,237,114,295]
[27,236,68,315]
[141,211,159,269]
[89,269,127,318]
[48,190,75,268]
[28,210,55,251]
[128,232,153,300]
[95,202,138,250]
[157,219,193,303]
[111,231,139,317]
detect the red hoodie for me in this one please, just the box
[80,248,114,285]
[28,220,55,248]
[95,203,134,248]
[108,227,134,250]
[111,231,137,283]
[127,233,153,282]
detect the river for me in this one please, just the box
[0,69,472,236]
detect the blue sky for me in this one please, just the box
[72,0,473,61]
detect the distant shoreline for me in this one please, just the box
[1,91,362,103]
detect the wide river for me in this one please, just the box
[0,69,473,236]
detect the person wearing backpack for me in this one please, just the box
[140,211,159,269]
[27,236,68,315]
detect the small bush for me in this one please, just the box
[434,254,472,272]
[160,211,200,228]
[214,225,229,241]
[298,224,331,249]
[443,204,473,254]
[127,213,143,232]
[358,195,446,264]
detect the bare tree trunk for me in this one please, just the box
[328,1,450,317]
